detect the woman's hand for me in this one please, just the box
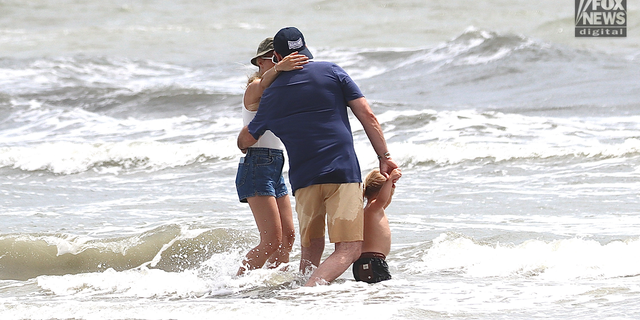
[275,51,309,72]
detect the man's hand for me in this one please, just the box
[237,126,258,151]
[379,157,398,178]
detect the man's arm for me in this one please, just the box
[237,125,258,153]
[348,97,398,176]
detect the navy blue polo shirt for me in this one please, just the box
[248,61,364,194]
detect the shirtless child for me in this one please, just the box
[353,168,402,283]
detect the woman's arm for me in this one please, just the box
[244,52,308,111]
[259,52,308,90]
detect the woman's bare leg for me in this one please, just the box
[266,195,295,268]
[237,196,283,276]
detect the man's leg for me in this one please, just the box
[299,237,324,275]
[303,183,364,286]
[294,185,326,275]
[304,240,362,286]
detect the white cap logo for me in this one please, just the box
[288,38,304,50]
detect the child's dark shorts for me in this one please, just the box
[235,147,288,203]
[352,252,391,283]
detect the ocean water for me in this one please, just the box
[2,1,640,319]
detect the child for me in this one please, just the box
[353,168,402,283]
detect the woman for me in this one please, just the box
[235,37,308,275]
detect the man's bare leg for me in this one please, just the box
[304,240,362,286]
[299,237,324,275]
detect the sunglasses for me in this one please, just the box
[261,55,279,64]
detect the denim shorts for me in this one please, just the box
[235,147,288,203]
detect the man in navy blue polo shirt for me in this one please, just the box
[238,27,397,286]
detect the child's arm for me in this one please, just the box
[258,52,308,90]
[368,168,402,211]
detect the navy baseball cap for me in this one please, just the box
[273,27,314,59]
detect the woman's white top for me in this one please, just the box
[242,104,284,150]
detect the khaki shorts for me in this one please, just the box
[295,183,364,247]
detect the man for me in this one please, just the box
[237,27,397,286]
